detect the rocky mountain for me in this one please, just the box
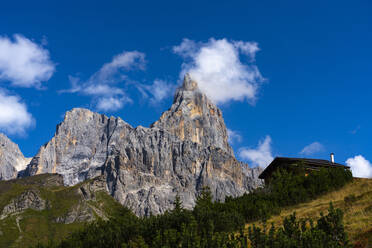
[151,74,234,156]
[0,133,31,180]
[3,74,262,216]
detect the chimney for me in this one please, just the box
[330,153,335,164]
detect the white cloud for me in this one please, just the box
[0,89,34,135]
[233,41,260,59]
[84,84,125,96]
[90,51,145,85]
[62,51,145,112]
[137,79,175,103]
[173,39,199,58]
[96,96,131,112]
[173,38,264,104]
[300,142,325,156]
[346,155,372,178]
[0,34,55,88]
[239,135,273,168]
[227,129,242,144]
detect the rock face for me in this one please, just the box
[54,204,95,224]
[23,74,263,216]
[24,109,111,185]
[0,133,31,180]
[151,73,233,156]
[0,190,46,219]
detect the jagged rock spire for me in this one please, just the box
[152,74,233,156]
[182,73,198,91]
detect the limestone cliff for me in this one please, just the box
[24,109,112,185]
[151,73,233,156]
[22,74,263,216]
[0,133,31,180]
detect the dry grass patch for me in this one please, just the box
[246,178,372,242]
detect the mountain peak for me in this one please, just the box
[152,74,233,156]
[63,108,96,121]
[181,73,199,91]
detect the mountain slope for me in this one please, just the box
[18,74,262,216]
[0,174,124,248]
[246,178,372,246]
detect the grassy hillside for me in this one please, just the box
[35,167,354,248]
[0,170,367,248]
[246,178,372,247]
[0,174,124,248]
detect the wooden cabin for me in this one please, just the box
[258,155,350,184]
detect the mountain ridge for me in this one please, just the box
[0,74,262,216]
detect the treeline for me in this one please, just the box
[224,165,353,223]
[36,167,352,248]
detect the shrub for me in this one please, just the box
[248,203,351,248]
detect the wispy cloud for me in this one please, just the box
[350,125,361,135]
[227,129,242,144]
[0,89,34,135]
[0,34,55,88]
[299,142,325,156]
[61,51,145,112]
[346,155,372,178]
[239,135,273,168]
[173,38,264,104]
[96,96,130,112]
[88,51,145,84]
[137,79,176,104]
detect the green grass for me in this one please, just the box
[0,215,19,248]
[89,191,126,217]
[0,174,125,248]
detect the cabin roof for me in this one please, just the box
[258,157,350,179]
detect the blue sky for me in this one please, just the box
[0,0,371,177]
